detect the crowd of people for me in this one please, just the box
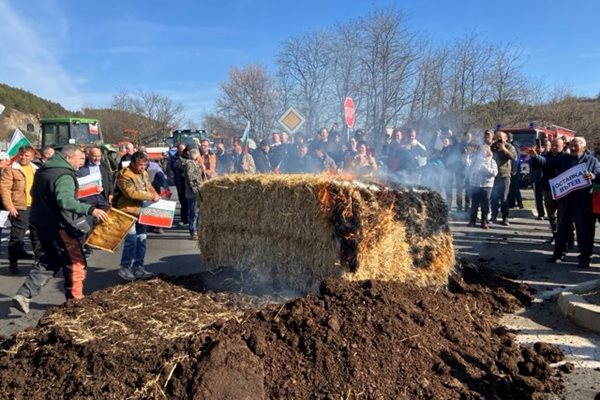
[3,124,600,314]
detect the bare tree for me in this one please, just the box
[110,90,184,140]
[216,64,276,141]
[356,7,420,144]
[479,43,531,127]
[202,113,239,146]
[277,30,333,136]
[213,6,544,142]
[329,21,364,137]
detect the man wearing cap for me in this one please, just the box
[0,145,38,275]
[12,145,108,313]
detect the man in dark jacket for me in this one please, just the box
[77,146,113,219]
[530,137,600,268]
[253,140,272,173]
[12,145,108,314]
[77,146,114,252]
[170,143,188,225]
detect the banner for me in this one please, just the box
[138,199,176,228]
[549,163,591,200]
[77,173,103,199]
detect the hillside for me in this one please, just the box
[0,83,72,117]
[0,84,164,143]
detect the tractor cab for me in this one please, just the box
[166,129,208,149]
[41,117,103,149]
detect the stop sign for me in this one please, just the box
[344,97,355,128]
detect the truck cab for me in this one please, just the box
[41,117,103,149]
[502,124,576,187]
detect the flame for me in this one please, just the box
[318,181,332,212]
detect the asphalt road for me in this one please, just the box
[450,191,600,400]
[0,204,205,337]
[0,188,599,398]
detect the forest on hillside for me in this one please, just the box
[0,83,71,118]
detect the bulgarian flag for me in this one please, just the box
[7,129,32,158]
[241,120,251,154]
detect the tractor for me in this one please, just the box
[40,117,118,173]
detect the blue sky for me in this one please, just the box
[1,0,599,122]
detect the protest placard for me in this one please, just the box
[77,173,103,199]
[549,163,591,200]
[138,199,176,228]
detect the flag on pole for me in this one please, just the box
[240,120,251,154]
[7,129,32,158]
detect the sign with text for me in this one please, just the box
[77,173,103,199]
[549,163,591,200]
[138,199,176,228]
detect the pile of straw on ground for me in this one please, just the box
[198,174,454,293]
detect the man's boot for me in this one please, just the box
[9,261,20,275]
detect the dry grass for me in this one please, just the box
[5,280,248,355]
[199,174,455,292]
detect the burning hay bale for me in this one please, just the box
[198,174,454,292]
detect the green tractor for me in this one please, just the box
[165,129,208,149]
[40,117,118,172]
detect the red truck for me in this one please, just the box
[502,123,576,187]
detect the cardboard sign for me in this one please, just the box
[138,199,176,228]
[549,163,592,200]
[85,208,137,253]
[77,173,103,199]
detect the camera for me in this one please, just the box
[497,139,503,144]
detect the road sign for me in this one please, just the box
[344,97,355,128]
[278,106,305,133]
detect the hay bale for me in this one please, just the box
[198,174,454,293]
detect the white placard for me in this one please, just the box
[0,210,9,227]
[138,199,177,228]
[77,173,103,199]
[549,163,592,200]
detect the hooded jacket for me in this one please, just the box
[30,152,92,229]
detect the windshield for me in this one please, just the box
[508,130,536,148]
[72,122,102,145]
[175,133,203,146]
